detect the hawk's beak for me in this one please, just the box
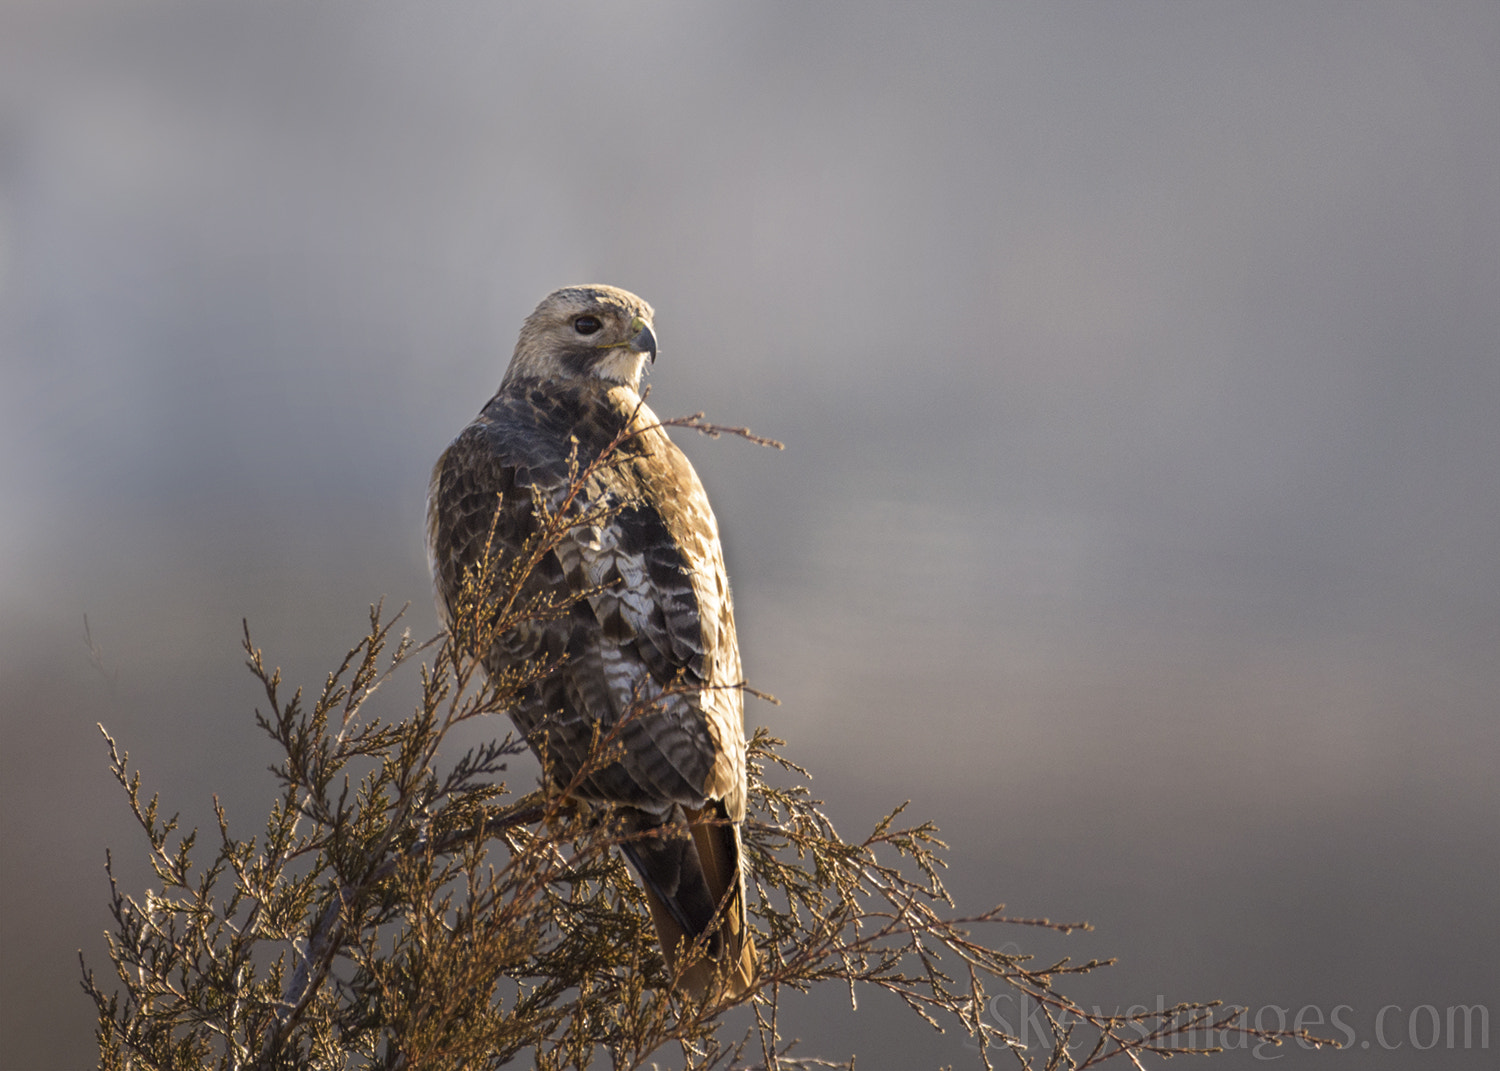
[628,319,657,364]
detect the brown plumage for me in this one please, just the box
[426,285,755,998]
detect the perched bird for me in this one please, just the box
[426,285,755,998]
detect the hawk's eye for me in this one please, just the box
[573,315,603,336]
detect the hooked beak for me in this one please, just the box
[628,317,657,363]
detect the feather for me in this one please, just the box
[427,285,756,997]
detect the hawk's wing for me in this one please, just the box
[428,377,756,997]
[426,381,744,819]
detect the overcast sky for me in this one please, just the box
[3,4,1498,1068]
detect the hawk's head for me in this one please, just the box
[504,285,657,390]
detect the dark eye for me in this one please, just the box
[573,315,602,335]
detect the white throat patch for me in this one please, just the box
[592,348,650,387]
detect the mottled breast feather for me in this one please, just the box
[426,377,746,821]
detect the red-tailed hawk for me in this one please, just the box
[426,285,755,997]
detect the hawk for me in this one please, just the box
[426,285,756,997]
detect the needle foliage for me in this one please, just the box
[83,416,1332,1070]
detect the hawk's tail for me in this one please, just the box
[618,803,757,1000]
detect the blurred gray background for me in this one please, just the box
[2,3,1497,1068]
